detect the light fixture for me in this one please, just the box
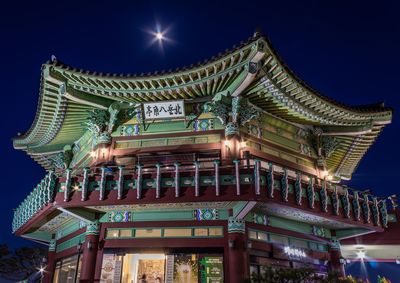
[240,141,247,149]
[356,249,366,260]
[39,267,45,273]
[87,240,93,250]
[396,257,400,264]
[101,147,108,158]
[228,239,235,248]
[90,151,97,158]
[326,175,333,181]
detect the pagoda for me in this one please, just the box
[12,32,394,283]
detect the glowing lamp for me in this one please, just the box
[356,250,366,260]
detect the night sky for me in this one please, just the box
[0,0,399,250]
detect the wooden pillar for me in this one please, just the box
[43,239,56,283]
[227,217,248,283]
[328,239,345,277]
[80,221,100,282]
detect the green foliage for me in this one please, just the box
[0,244,46,281]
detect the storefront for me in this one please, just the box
[53,254,82,283]
[100,252,224,283]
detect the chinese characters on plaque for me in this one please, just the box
[143,100,185,120]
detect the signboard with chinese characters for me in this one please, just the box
[143,100,185,120]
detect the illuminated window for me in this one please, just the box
[257,232,268,241]
[135,228,162,238]
[119,229,132,238]
[194,228,208,237]
[208,227,223,236]
[248,230,257,240]
[290,239,308,249]
[269,234,289,245]
[164,228,192,237]
[107,229,120,238]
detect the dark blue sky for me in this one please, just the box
[0,0,399,248]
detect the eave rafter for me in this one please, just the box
[13,33,392,180]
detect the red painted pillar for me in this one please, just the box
[227,217,249,283]
[43,239,56,283]
[80,221,100,283]
[329,239,345,277]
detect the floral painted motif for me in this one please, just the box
[195,209,219,221]
[312,225,326,238]
[228,217,245,234]
[253,213,269,225]
[109,211,131,222]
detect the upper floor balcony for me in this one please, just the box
[12,154,390,236]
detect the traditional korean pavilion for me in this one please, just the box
[12,32,395,283]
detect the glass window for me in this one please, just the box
[194,228,208,237]
[269,234,289,245]
[208,227,223,236]
[318,244,327,252]
[309,242,318,250]
[290,238,308,249]
[135,228,162,238]
[106,229,120,238]
[119,229,132,238]
[53,254,81,283]
[248,230,257,240]
[164,228,192,237]
[257,232,268,241]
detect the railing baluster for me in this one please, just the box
[234,160,241,195]
[214,160,220,196]
[194,161,200,197]
[155,163,161,199]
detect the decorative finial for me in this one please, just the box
[253,27,263,38]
